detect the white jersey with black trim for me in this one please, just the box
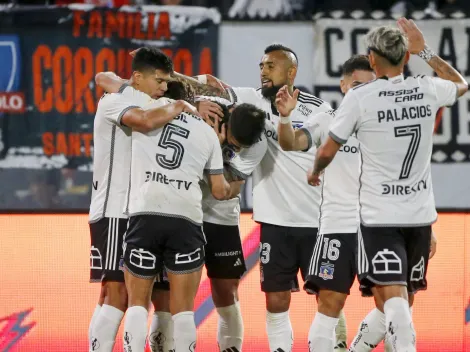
[329,74,458,226]
[227,87,332,227]
[301,110,360,234]
[126,109,224,225]
[89,84,157,223]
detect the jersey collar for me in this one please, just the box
[380,74,404,84]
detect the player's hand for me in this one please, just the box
[307,169,322,187]
[213,117,226,145]
[275,85,299,117]
[129,48,142,58]
[429,231,437,259]
[397,18,426,54]
[196,100,224,127]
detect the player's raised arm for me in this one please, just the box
[121,99,200,133]
[397,17,468,97]
[172,72,231,100]
[95,72,128,93]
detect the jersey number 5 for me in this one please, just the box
[394,124,421,180]
[156,123,190,170]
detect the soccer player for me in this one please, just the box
[175,44,332,352]
[88,47,198,352]
[275,55,376,352]
[307,19,468,351]
[120,100,239,351]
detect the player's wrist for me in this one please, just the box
[279,114,292,124]
[417,44,436,62]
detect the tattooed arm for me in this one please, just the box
[427,56,468,97]
[172,72,231,100]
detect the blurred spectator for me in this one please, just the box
[19,174,64,209]
[436,0,470,12]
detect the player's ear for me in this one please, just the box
[288,66,297,83]
[403,51,410,65]
[133,71,142,85]
[340,79,347,94]
[368,53,376,71]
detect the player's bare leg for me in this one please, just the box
[265,291,294,352]
[211,278,244,351]
[308,290,346,351]
[149,289,174,352]
[123,271,154,352]
[168,269,203,352]
[90,281,128,352]
[372,285,415,352]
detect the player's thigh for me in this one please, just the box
[259,223,298,293]
[305,232,357,295]
[358,225,407,297]
[123,215,164,280]
[203,222,246,280]
[89,217,128,283]
[404,226,431,294]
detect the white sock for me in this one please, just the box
[384,297,416,352]
[348,308,386,352]
[89,305,102,351]
[90,304,124,352]
[173,311,196,352]
[335,310,347,351]
[308,312,338,352]
[123,306,148,352]
[217,301,244,351]
[149,311,174,352]
[266,311,293,352]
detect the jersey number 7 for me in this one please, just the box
[156,123,190,170]
[394,124,421,180]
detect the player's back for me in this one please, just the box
[342,74,453,225]
[127,111,222,225]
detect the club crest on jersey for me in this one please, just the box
[292,121,303,129]
[318,263,334,280]
[222,145,236,161]
[297,104,312,117]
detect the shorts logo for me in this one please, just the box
[318,263,334,280]
[234,258,242,267]
[129,248,156,269]
[410,256,425,282]
[372,249,402,274]
[175,248,201,265]
[90,246,103,270]
[259,242,271,264]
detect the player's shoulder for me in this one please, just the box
[297,90,327,108]
[227,86,262,103]
[351,78,383,92]
[406,74,438,87]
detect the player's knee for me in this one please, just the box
[152,289,171,312]
[104,281,128,311]
[265,291,291,313]
[211,279,239,307]
[317,291,346,316]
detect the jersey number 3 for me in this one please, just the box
[394,124,421,180]
[156,123,190,170]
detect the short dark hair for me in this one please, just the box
[264,44,298,65]
[229,103,266,147]
[132,47,174,74]
[341,55,373,76]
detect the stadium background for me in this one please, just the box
[1,3,470,351]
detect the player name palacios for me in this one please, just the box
[145,171,192,190]
[381,180,427,196]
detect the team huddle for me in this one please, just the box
[87,18,468,352]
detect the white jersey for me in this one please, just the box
[89,84,155,223]
[329,74,458,226]
[302,110,360,234]
[127,110,224,225]
[202,136,268,226]
[228,87,332,227]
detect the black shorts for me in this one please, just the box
[259,223,318,292]
[89,217,128,283]
[203,222,246,279]
[304,232,357,295]
[123,215,206,280]
[358,224,431,297]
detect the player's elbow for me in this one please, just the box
[457,82,469,97]
[95,72,106,86]
[211,179,230,200]
[279,139,294,151]
[316,145,334,161]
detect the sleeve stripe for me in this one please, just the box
[117,105,140,126]
[205,168,224,175]
[226,87,237,104]
[299,128,313,152]
[298,92,324,103]
[118,83,130,94]
[328,131,347,145]
[226,164,249,180]
[298,97,323,107]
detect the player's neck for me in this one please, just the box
[374,67,403,79]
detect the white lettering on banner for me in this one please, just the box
[0,92,24,113]
[313,18,470,165]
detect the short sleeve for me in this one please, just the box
[226,87,260,105]
[228,135,267,179]
[430,77,458,107]
[101,94,142,126]
[329,90,361,144]
[300,111,333,149]
[205,130,224,174]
